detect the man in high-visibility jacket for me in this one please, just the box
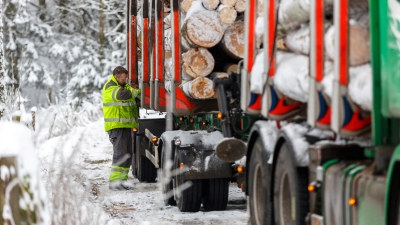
[102,66,140,190]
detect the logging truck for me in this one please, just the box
[126,0,247,213]
[216,0,399,225]
[126,0,400,223]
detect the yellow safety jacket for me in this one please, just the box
[102,75,140,132]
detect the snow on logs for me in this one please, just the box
[182,77,215,99]
[162,0,245,100]
[220,20,244,59]
[250,0,372,111]
[182,10,224,48]
[182,48,215,78]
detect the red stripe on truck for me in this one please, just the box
[268,0,276,76]
[131,15,137,83]
[315,0,324,82]
[339,0,348,86]
[173,8,181,83]
[157,8,163,83]
[247,0,255,72]
[143,18,149,82]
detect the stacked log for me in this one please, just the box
[162,0,246,99]
[249,0,372,111]
[182,48,215,78]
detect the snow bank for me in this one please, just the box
[0,122,49,224]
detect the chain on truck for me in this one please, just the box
[125,0,400,224]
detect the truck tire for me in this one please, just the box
[248,137,274,225]
[161,146,176,206]
[136,136,157,182]
[137,155,157,182]
[131,135,139,177]
[174,178,203,212]
[273,142,309,225]
[202,178,229,211]
[173,154,202,212]
[388,162,400,225]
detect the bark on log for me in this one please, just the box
[182,76,215,99]
[223,63,239,74]
[220,20,244,59]
[209,72,229,80]
[202,0,220,10]
[182,10,224,48]
[325,23,370,66]
[218,5,237,25]
[182,48,215,78]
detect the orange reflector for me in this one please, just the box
[237,165,243,173]
[151,137,158,143]
[308,184,315,192]
[217,112,223,119]
[132,128,138,133]
[179,163,184,169]
[190,118,194,123]
[179,116,183,121]
[202,121,207,126]
[348,197,357,206]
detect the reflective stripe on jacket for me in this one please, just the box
[109,165,130,181]
[102,75,140,132]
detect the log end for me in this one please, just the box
[185,11,224,48]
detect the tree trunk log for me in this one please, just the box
[182,48,215,78]
[234,0,245,13]
[277,0,334,37]
[182,76,215,99]
[223,63,239,74]
[182,10,224,48]
[202,0,220,10]
[209,72,229,82]
[221,0,237,7]
[325,23,370,66]
[181,0,195,13]
[220,20,244,59]
[218,5,237,25]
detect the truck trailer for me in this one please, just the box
[125,0,246,213]
[214,0,400,225]
[126,0,400,224]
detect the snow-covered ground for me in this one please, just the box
[1,103,248,225]
[44,118,248,225]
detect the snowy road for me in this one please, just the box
[39,118,249,225]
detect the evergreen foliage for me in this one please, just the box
[2,0,127,111]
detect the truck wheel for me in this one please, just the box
[161,146,176,206]
[248,137,274,225]
[136,137,157,182]
[273,142,309,225]
[202,178,229,211]
[174,178,202,212]
[388,162,400,225]
[131,135,139,177]
[137,155,157,182]
[173,154,202,212]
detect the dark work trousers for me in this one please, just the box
[108,128,133,180]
